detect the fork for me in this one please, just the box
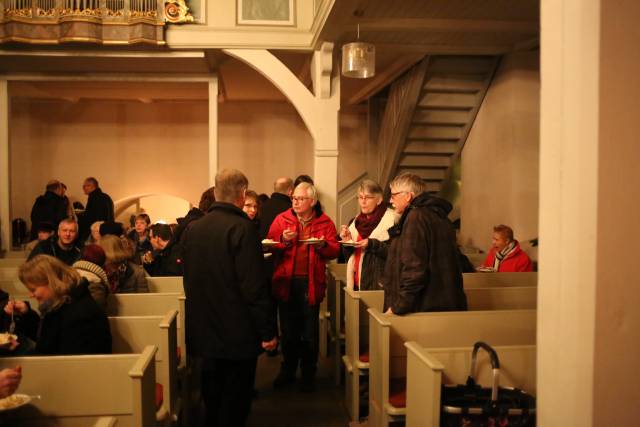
[9,298,15,335]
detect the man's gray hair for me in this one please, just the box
[214,169,249,203]
[274,177,293,194]
[58,217,77,230]
[295,182,317,202]
[389,172,427,196]
[358,179,383,196]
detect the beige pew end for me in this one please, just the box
[109,310,179,425]
[320,263,347,360]
[367,308,537,427]
[405,343,536,427]
[0,346,158,427]
[107,292,187,371]
[342,288,384,421]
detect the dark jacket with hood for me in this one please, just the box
[182,202,275,360]
[19,279,112,356]
[369,193,467,314]
[29,190,68,240]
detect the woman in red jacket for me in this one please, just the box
[267,182,339,392]
[480,224,533,272]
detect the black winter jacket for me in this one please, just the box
[28,236,81,266]
[19,279,112,355]
[371,193,467,314]
[79,188,114,240]
[259,193,292,240]
[182,202,275,360]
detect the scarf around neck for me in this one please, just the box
[493,241,517,271]
[354,203,387,239]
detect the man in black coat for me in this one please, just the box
[182,169,277,426]
[28,218,81,266]
[368,173,467,314]
[78,177,114,241]
[258,177,293,239]
[143,224,183,277]
[29,180,69,240]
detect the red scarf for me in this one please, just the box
[354,203,387,239]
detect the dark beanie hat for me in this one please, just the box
[99,221,124,237]
[36,222,55,233]
[81,244,106,267]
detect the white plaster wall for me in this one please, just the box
[9,99,210,226]
[9,97,364,227]
[460,51,540,253]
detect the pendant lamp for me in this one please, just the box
[341,24,375,78]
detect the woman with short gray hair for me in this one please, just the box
[339,179,397,290]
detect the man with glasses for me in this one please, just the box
[366,172,467,314]
[266,182,340,392]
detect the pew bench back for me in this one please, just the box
[463,272,537,288]
[0,346,157,427]
[405,343,537,427]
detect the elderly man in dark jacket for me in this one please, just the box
[367,172,467,314]
[183,169,277,427]
[79,177,114,241]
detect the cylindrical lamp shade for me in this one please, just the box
[341,42,375,78]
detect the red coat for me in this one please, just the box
[267,209,340,305]
[482,241,534,272]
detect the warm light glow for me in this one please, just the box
[341,42,376,79]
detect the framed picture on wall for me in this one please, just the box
[237,0,295,26]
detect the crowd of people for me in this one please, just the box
[0,169,534,420]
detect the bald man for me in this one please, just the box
[259,177,293,239]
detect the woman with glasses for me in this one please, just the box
[339,180,397,291]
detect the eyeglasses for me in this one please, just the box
[357,195,377,201]
[390,191,408,198]
[292,196,311,203]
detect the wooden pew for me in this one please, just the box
[405,343,536,427]
[320,263,347,360]
[341,285,535,421]
[107,293,187,371]
[465,286,537,310]
[146,277,184,294]
[343,288,384,421]
[463,272,537,288]
[324,263,347,382]
[109,310,179,425]
[0,346,158,427]
[367,308,537,427]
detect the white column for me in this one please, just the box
[539,0,640,425]
[208,75,219,186]
[0,80,10,252]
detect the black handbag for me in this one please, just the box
[440,341,536,427]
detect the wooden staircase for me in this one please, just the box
[378,55,500,195]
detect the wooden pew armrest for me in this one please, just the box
[384,402,407,416]
[342,355,353,373]
[405,341,445,371]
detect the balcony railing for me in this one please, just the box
[0,0,192,44]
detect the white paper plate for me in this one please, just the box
[0,394,32,412]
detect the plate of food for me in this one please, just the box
[263,253,272,259]
[476,267,495,273]
[261,239,278,247]
[0,333,17,348]
[0,394,31,412]
[299,237,324,244]
[340,241,358,247]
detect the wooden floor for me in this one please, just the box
[247,353,351,427]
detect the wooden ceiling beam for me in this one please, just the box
[354,18,539,34]
[373,43,512,55]
[347,53,425,105]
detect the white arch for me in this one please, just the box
[114,193,192,219]
[222,47,340,219]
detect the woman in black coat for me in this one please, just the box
[5,254,111,356]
